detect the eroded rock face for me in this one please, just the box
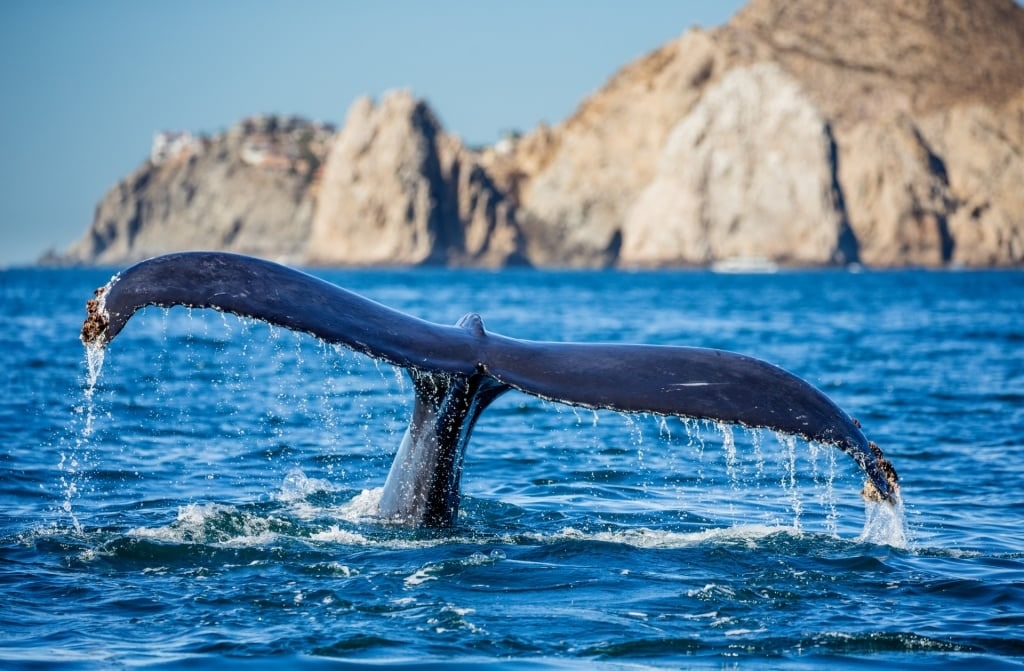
[918,93,1024,267]
[837,117,957,267]
[308,94,444,266]
[436,134,525,267]
[309,91,525,267]
[720,0,1024,267]
[621,63,851,267]
[513,28,724,267]
[56,0,1024,269]
[61,116,329,266]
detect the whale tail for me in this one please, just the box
[83,251,900,527]
[860,439,901,503]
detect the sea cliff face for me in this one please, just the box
[59,116,333,266]
[56,0,1024,268]
[620,62,854,267]
[308,93,525,267]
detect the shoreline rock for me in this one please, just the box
[51,0,1024,269]
[308,92,526,268]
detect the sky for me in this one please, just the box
[0,1,745,268]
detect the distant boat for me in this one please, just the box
[710,257,779,274]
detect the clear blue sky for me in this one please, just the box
[0,1,744,268]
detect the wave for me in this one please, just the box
[85,497,907,557]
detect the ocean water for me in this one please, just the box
[1,266,1022,669]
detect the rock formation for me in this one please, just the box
[59,116,333,266]
[715,0,1024,268]
[308,91,525,267]
[620,63,853,267]
[55,0,1024,269]
[503,0,1024,268]
[498,28,724,267]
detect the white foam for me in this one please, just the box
[308,526,373,545]
[127,502,283,546]
[404,567,437,587]
[525,523,801,550]
[401,551,506,589]
[274,468,338,503]
[338,487,384,520]
[309,524,447,550]
[859,497,910,549]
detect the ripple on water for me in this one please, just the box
[4,268,1024,668]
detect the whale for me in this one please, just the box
[81,251,900,527]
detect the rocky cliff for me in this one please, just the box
[56,0,1024,268]
[59,116,334,266]
[621,62,855,266]
[308,92,525,267]
[720,0,1024,268]
[511,0,1024,268]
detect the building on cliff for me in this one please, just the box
[150,131,202,166]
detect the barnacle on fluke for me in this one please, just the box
[81,287,109,345]
[862,440,901,503]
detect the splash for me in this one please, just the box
[859,497,909,549]
[58,338,109,534]
[275,468,338,504]
[80,281,110,435]
[81,342,105,437]
[128,502,286,546]
[56,278,118,534]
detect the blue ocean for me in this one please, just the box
[2,266,1022,669]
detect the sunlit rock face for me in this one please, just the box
[57,0,1024,269]
[716,0,1024,268]
[621,63,851,267]
[61,116,331,266]
[309,91,525,268]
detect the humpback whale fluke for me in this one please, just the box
[82,251,900,527]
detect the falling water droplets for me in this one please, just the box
[808,442,839,536]
[720,424,738,488]
[81,343,105,438]
[623,413,645,467]
[777,433,804,530]
[54,296,913,548]
[61,342,107,533]
[750,429,766,480]
[860,496,909,548]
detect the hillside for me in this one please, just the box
[54,0,1024,268]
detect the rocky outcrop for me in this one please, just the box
[308,91,525,267]
[918,92,1024,266]
[621,63,852,267]
[504,0,1024,268]
[60,116,332,266]
[834,117,958,267]
[56,0,1024,269]
[508,28,724,267]
[716,0,1024,267]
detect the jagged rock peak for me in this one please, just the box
[309,91,526,267]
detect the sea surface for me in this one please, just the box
[1,266,1022,669]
